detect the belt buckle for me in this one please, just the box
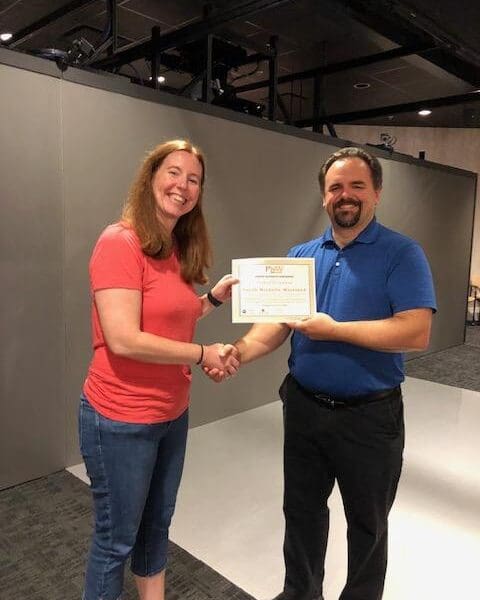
[325,396,336,409]
[315,393,336,409]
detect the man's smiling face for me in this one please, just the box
[323,157,381,230]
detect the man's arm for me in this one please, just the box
[203,322,291,382]
[235,322,292,363]
[288,307,432,352]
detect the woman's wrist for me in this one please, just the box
[207,289,223,307]
[195,344,204,365]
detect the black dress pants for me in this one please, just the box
[279,374,404,600]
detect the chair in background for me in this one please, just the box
[467,275,480,325]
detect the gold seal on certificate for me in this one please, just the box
[231,257,316,323]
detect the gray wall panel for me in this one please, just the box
[0,65,64,489]
[60,83,326,462]
[377,162,475,351]
[0,57,474,473]
[60,80,475,465]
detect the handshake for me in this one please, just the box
[200,343,241,383]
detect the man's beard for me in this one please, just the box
[333,199,361,228]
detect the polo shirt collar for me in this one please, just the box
[321,217,380,248]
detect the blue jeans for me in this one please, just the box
[79,393,188,600]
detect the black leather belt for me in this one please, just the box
[295,377,400,410]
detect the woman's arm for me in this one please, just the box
[95,288,239,372]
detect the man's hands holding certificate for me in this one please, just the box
[286,312,337,340]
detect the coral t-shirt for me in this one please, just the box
[83,223,202,423]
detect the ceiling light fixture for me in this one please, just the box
[418,109,432,116]
[0,32,13,42]
[353,82,370,89]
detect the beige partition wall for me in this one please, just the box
[0,50,476,480]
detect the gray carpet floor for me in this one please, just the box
[405,324,480,391]
[0,470,255,600]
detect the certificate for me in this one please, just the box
[232,257,316,323]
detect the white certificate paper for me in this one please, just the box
[232,257,316,323]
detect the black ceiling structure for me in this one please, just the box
[1,0,479,133]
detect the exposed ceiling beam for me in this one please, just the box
[390,0,480,68]
[332,0,480,85]
[92,0,293,70]
[423,48,480,87]
[234,43,433,94]
[295,90,480,127]
[214,28,274,59]
[6,0,97,49]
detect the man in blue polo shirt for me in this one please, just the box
[206,147,436,600]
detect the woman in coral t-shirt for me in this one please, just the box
[79,139,238,600]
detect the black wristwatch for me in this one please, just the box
[207,290,223,307]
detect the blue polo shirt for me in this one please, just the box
[287,218,436,396]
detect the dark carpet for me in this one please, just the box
[0,470,255,600]
[405,324,480,391]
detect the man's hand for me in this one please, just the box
[202,344,240,380]
[287,313,337,340]
[288,308,432,352]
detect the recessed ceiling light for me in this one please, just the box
[0,32,13,42]
[418,109,432,116]
[353,82,370,89]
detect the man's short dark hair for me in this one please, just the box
[318,147,383,194]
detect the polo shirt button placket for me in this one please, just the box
[335,250,342,268]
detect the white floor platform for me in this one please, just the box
[68,376,480,600]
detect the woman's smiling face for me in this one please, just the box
[152,150,203,229]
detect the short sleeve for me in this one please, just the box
[287,246,296,258]
[90,225,144,292]
[387,242,437,314]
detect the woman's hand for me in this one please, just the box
[202,343,240,376]
[210,274,239,303]
[199,274,239,318]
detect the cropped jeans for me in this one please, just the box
[79,393,188,600]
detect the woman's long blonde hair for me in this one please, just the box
[122,139,212,284]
